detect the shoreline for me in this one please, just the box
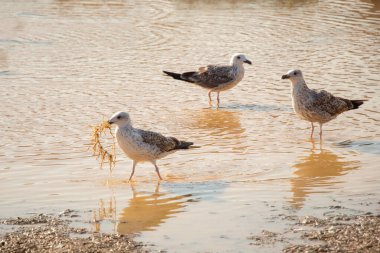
[0,213,147,253]
[1,210,379,252]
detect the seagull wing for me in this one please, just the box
[182,65,235,89]
[138,129,185,153]
[309,89,354,117]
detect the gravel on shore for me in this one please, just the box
[284,214,380,253]
[248,214,380,253]
[1,212,379,252]
[0,213,148,253]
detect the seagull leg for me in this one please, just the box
[310,122,315,139]
[153,162,163,180]
[216,92,220,108]
[310,138,316,150]
[130,183,137,198]
[154,181,160,193]
[208,90,212,106]
[128,161,137,182]
[319,123,323,142]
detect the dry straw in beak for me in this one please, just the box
[90,120,116,172]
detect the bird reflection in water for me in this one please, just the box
[289,140,359,209]
[190,108,245,138]
[117,182,191,234]
[92,182,191,234]
[188,108,248,155]
[92,197,117,233]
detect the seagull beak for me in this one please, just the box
[108,120,113,125]
[244,60,252,65]
[281,74,289,79]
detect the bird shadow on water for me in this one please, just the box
[288,139,360,209]
[333,140,380,155]
[218,103,292,112]
[0,70,16,76]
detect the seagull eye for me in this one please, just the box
[117,116,121,119]
[294,72,297,76]
[237,56,241,59]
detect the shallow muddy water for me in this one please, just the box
[0,0,379,252]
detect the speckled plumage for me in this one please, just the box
[292,84,359,123]
[178,65,243,91]
[282,69,365,140]
[163,53,251,106]
[108,111,194,181]
[116,127,192,162]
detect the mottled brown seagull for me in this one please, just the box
[163,53,252,107]
[282,69,366,141]
[108,111,195,181]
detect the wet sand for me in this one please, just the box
[2,206,379,253]
[283,215,380,252]
[1,213,147,253]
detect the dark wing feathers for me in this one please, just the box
[162,71,182,81]
[163,65,235,88]
[186,65,235,88]
[139,129,193,152]
[173,139,194,149]
[347,99,366,109]
[311,89,365,117]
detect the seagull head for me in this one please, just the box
[108,111,132,128]
[281,69,304,84]
[231,53,252,66]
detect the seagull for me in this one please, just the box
[163,53,252,107]
[108,111,195,181]
[281,69,366,141]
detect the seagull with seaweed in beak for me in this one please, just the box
[108,111,195,181]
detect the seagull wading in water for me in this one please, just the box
[281,70,366,141]
[163,53,252,107]
[108,111,195,181]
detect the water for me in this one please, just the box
[0,0,379,252]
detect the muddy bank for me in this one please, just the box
[1,211,379,252]
[283,214,380,253]
[249,213,380,253]
[0,213,147,253]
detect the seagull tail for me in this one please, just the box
[163,70,195,83]
[350,99,367,110]
[176,141,198,150]
[163,71,183,80]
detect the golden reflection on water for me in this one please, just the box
[361,0,380,11]
[184,108,249,155]
[189,109,245,138]
[92,197,117,233]
[92,182,190,234]
[117,183,189,234]
[289,140,360,209]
